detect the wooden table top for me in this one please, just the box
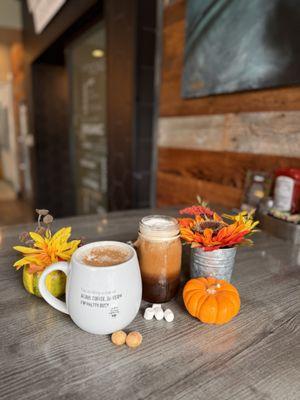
[0,209,300,400]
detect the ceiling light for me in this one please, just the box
[92,49,104,58]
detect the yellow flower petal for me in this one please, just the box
[29,231,45,245]
[13,257,29,268]
[13,246,42,254]
[52,227,71,243]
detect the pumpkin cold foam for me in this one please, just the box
[136,215,182,303]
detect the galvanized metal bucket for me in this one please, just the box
[190,247,237,282]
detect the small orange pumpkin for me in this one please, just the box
[183,276,240,325]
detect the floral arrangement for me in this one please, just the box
[178,198,259,251]
[13,209,81,273]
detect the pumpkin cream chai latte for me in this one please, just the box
[81,245,132,267]
[136,215,182,303]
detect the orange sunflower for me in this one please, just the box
[178,206,258,251]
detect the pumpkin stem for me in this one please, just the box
[206,283,221,295]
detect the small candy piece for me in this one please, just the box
[144,307,155,320]
[111,330,127,346]
[164,309,174,322]
[126,331,143,348]
[152,303,162,309]
[154,307,164,320]
[152,304,162,314]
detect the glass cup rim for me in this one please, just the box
[139,214,179,237]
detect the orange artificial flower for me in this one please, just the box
[178,205,258,251]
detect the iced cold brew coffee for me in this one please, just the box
[136,215,182,303]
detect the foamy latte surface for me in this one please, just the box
[81,246,131,267]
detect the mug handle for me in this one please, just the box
[38,262,69,314]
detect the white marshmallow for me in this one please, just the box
[164,309,174,322]
[154,307,164,320]
[152,304,162,309]
[143,307,155,320]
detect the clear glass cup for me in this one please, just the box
[135,215,182,303]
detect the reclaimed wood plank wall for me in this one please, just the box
[157,0,300,208]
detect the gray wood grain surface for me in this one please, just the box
[0,209,300,400]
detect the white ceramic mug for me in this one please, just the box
[38,241,142,335]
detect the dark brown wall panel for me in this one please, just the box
[106,0,136,210]
[157,148,300,208]
[32,64,75,217]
